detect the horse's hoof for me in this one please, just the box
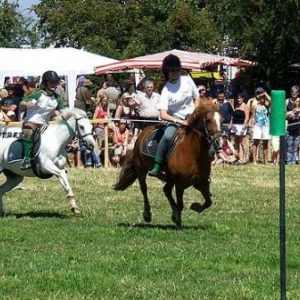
[71,207,80,215]
[190,202,203,213]
[143,211,152,223]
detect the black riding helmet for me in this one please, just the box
[162,54,182,80]
[42,70,60,83]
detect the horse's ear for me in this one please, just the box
[213,102,221,110]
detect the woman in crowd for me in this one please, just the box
[250,89,271,165]
[93,94,109,149]
[285,85,300,165]
[229,93,249,163]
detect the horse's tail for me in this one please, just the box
[114,150,137,191]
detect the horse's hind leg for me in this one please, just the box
[191,179,212,213]
[138,172,152,223]
[0,172,23,216]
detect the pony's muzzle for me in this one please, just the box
[213,136,224,150]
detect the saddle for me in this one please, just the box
[30,125,53,179]
[7,126,53,179]
[141,124,179,160]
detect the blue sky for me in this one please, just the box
[8,0,40,16]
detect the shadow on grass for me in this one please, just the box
[117,222,210,231]
[4,211,69,219]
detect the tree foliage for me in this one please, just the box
[206,0,300,89]
[2,0,300,89]
[33,0,220,59]
[0,0,38,47]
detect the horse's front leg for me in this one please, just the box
[57,169,80,215]
[138,172,151,223]
[163,181,180,226]
[191,178,212,213]
[43,161,79,215]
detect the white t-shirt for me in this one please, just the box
[23,90,64,125]
[158,75,198,120]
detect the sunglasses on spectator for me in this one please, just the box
[199,89,205,92]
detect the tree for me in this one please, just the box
[0,0,38,47]
[33,0,220,59]
[206,0,300,89]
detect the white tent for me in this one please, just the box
[0,47,118,107]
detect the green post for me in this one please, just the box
[270,90,286,300]
[270,90,286,136]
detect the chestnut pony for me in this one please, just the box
[114,101,223,227]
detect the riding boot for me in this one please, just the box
[148,125,177,177]
[20,138,33,170]
[148,156,163,177]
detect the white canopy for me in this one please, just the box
[0,47,118,107]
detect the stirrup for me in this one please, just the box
[148,169,160,177]
[20,160,31,170]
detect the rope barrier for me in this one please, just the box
[0,117,300,169]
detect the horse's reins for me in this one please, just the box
[61,116,93,139]
[189,112,222,143]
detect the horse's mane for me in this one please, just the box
[187,101,220,127]
[53,108,87,124]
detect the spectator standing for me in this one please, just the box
[250,89,271,165]
[114,92,137,124]
[285,85,300,165]
[229,93,249,163]
[93,94,109,149]
[216,90,234,133]
[75,78,93,112]
[134,79,160,132]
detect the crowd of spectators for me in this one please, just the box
[2,71,300,168]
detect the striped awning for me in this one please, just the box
[94,49,257,75]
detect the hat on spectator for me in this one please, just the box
[83,79,93,87]
[255,87,265,95]
[77,75,86,87]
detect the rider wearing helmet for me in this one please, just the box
[20,70,64,170]
[148,54,199,177]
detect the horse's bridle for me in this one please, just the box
[62,115,93,140]
[190,111,222,144]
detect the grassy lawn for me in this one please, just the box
[0,165,299,299]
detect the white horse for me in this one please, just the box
[0,108,95,216]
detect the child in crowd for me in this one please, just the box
[212,132,240,165]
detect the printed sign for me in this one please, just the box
[0,126,22,139]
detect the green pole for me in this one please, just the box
[270,90,286,300]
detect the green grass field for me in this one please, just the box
[0,165,299,299]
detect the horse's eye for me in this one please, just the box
[80,125,84,130]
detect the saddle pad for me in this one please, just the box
[141,128,164,158]
[7,139,23,163]
[141,127,179,159]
